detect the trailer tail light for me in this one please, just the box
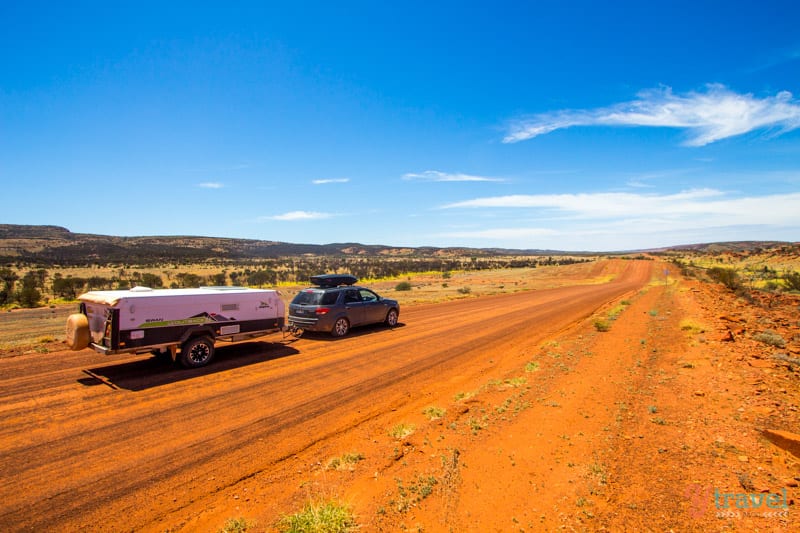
[315,308,330,315]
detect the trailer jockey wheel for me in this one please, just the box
[180,336,215,368]
[150,347,171,361]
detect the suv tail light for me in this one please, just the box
[315,308,330,315]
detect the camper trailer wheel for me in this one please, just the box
[180,336,215,368]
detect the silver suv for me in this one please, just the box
[288,275,400,337]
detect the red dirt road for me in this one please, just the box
[1,261,653,531]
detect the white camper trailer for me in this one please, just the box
[65,286,285,368]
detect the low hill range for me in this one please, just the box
[648,241,794,253]
[0,224,565,265]
[0,224,794,266]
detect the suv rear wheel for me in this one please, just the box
[385,308,399,327]
[331,317,350,337]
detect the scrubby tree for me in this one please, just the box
[247,270,275,287]
[784,271,800,292]
[175,272,203,288]
[17,271,42,308]
[707,267,742,291]
[208,272,227,286]
[140,273,163,288]
[0,268,18,305]
[33,269,48,288]
[86,276,113,290]
[53,275,86,299]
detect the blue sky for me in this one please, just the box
[2,1,799,251]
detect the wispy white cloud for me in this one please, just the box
[437,189,800,250]
[187,163,252,173]
[748,45,800,73]
[442,189,731,217]
[198,182,224,189]
[403,170,503,182]
[441,227,559,239]
[623,167,700,189]
[626,180,654,189]
[313,178,350,185]
[504,85,800,146]
[263,211,333,221]
[441,189,800,230]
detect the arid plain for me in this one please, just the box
[1,259,798,532]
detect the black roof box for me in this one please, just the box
[310,274,358,287]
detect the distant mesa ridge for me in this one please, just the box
[0,224,559,264]
[0,224,794,265]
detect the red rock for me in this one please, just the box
[762,429,800,459]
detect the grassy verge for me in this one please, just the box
[278,499,356,533]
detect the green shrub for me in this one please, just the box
[753,330,786,348]
[279,500,356,533]
[594,319,611,332]
[423,406,446,420]
[707,267,742,291]
[389,423,415,439]
[395,281,412,291]
[220,517,253,533]
[679,319,706,334]
[326,452,365,470]
[784,271,800,291]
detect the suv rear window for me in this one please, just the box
[291,290,339,306]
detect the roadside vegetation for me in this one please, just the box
[278,499,356,533]
[593,299,632,332]
[326,452,365,471]
[0,255,593,309]
[1,261,625,352]
[423,406,446,420]
[219,517,254,533]
[660,242,800,296]
[389,423,416,440]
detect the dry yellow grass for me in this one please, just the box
[0,261,617,352]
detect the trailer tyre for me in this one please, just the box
[65,313,90,351]
[180,336,215,368]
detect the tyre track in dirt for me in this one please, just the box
[0,260,651,531]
